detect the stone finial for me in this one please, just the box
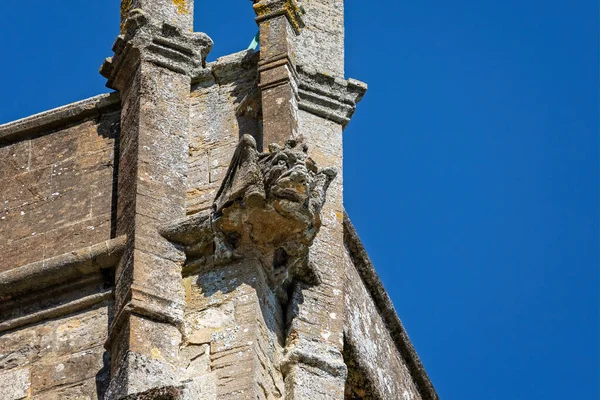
[253,0,305,35]
[253,0,306,147]
[161,135,337,287]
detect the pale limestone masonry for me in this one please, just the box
[0,1,437,399]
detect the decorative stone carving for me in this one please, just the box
[161,134,337,287]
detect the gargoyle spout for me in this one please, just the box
[161,134,337,287]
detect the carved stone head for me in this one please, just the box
[213,135,337,286]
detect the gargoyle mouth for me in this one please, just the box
[271,187,306,203]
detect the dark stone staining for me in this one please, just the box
[273,247,290,270]
[344,339,378,400]
[121,386,182,400]
[272,247,290,283]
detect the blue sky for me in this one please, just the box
[0,1,598,399]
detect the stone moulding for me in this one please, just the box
[257,53,300,92]
[191,50,368,129]
[103,282,187,352]
[343,213,439,400]
[0,286,113,333]
[0,92,120,145]
[297,65,368,127]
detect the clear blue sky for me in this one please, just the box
[0,1,598,399]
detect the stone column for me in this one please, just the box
[100,3,212,398]
[253,0,305,147]
[294,0,345,79]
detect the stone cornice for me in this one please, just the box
[297,65,368,128]
[101,9,213,90]
[343,213,439,400]
[194,55,368,128]
[0,93,120,145]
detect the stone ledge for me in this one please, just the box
[0,236,126,302]
[0,288,112,333]
[0,92,120,145]
[343,213,439,400]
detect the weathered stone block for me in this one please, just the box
[0,140,30,181]
[1,234,46,272]
[43,214,112,259]
[106,352,180,399]
[129,315,182,366]
[30,378,100,400]
[30,348,105,394]
[0,368,30,400]
[0,329,40,371]
[0,166,52,213]
[30,119,114,170]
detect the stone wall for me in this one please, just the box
[344,250,423,400]
[187,50,260,216]
[181,258,284,399]
[0,96,120,400]
[0,107,119,272]
[295,0,345,78]
[0,304,112,399]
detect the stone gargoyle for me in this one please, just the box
[160,134,337,287]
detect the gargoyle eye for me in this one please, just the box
[306,158,318,173]
[273,153,288,165]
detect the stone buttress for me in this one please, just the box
[100,0,212,397]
